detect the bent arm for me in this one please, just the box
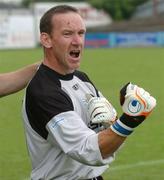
[98,128,126,159]
[0,63,39,97]
[47,111,116,166]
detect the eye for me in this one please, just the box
[63,31,72,37]
[79,31,85,36]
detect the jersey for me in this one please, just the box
[22,64,115,180]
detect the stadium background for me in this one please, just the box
[0,0,164,179]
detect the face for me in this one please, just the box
[41,12,86,74]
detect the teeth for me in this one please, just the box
[72,50,79,53]
[71,49,80,52]
[70,50,80,58]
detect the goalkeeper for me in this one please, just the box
[22,5,156,180]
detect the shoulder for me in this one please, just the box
[74,70,99,97]
[74,70,91,83]
[26,64,73,109]
[27,64,61,94]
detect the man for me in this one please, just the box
[22,5,156,180]
[0,63,38,97]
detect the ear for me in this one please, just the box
[40,32,52,48]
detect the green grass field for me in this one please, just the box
[0,48,164,180]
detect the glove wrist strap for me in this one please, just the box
[120,113,145,128]
[110,119,134,137]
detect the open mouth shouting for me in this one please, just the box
[69,50,80,59]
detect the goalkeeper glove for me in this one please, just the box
[110,82,157,137]
[86,94,117,125]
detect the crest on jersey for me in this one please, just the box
[72,83,79,90]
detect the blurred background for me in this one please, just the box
[0,0,164,49]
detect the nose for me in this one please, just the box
[71,34,83,46]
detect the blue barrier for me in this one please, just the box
[85,33,109,48]
[85,32,164,48]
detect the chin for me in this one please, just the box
[71,62,80,69]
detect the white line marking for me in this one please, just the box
[23,159,164,179]
[109,159,164,171]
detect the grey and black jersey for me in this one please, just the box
[22,64,114,180]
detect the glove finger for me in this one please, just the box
[91,113,111,124]
[136,87,156,113]
[145,96,156,112]
[91,106,108,119]
[88,98,105,108]
[126,83,139,95]
[91,111,117,124]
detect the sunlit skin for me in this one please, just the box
[41,12,86,75]
[0,63,39,97]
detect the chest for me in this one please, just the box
[60,76,97,124]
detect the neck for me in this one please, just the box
[43,59,74,75]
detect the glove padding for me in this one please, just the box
[120,82,156,116]
[86,94,117,125]
[120,82,156,128]
[110,82,156,137]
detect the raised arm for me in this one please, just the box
[0,63,39,97]
[87,83,156,158]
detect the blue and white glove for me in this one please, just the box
[86,94,117,126]
[110,82,157,137]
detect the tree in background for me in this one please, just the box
[22,0,87,7]
[88,0,149,20]
[22,0,149,20]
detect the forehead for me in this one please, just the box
[52,12,86,31]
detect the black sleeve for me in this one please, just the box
[25,78,73,139]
